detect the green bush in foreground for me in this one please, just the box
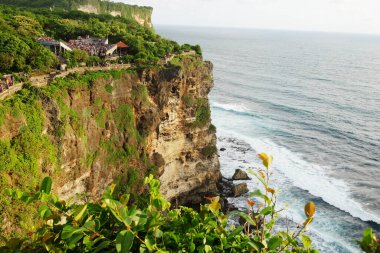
[358,228,380,253]
[1,153,320,252]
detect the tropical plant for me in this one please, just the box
[358,228,380,253]
[1,153,319,252]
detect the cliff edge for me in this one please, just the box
[0,55,220,235]
[0,0,153,27]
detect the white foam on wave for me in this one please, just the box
[211,101,251,114]
[218,129,380,225]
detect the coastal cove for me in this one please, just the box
[156,25,380,252]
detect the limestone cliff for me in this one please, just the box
[0,56,220,234]
[0,0,153,27]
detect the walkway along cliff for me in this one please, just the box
[0,55,221,235]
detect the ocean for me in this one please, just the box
[156,25,380,252]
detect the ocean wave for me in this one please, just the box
[218,129,380,225]
[211,101,260,118]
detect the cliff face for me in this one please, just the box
[55,57,220,203]
[0,56,220,234]
[0,0,153,27]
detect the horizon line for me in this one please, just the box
[153,23,380,37]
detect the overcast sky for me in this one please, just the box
[117,0,380,34]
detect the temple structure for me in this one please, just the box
[38,36,128,57]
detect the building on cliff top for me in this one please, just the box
[38,36,128,58]
[37,37,72,55]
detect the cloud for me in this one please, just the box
[117,0,380,34]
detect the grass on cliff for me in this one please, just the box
[193,98,211,128]
[0,69,148,238]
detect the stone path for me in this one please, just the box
[0,64,131,101]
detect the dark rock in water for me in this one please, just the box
[220,148,226,151]
[232,169,250,180]
[232,183,249,197]
[217,177,234,197]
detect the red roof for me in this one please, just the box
[116,41,128,48]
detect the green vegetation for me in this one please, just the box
[182,94,195,107]
[181,43,202,55]
[208,123,217,133]
[201,145,217,158]
[0,69,149,238]
[0,0,153,27]
[131,85,149,106]
[1,153,321,252]
[0,3,201,74]
[358,228,380,252]
[64,49,89,67]
[193,98,211,128]
[105,84,114,94]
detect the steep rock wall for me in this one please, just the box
[0,56,220,235]
[0,0,153,27]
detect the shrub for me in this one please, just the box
[182,94,195,107]
[131,85,149,105]
[358,228,380,252]
[201,145,217,158]
[2,153,319,252]
[192,98,211,128]
[208,123,217,133]
[105,84,114,94]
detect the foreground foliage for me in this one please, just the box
[1,153,320,252]
[358,228,380,253]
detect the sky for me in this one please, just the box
[117,0,380,34]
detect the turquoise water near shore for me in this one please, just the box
[156,26,380,252]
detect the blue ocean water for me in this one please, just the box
[156,26,380,252]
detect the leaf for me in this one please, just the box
[246,198,255,207]
[73,204,88,222]
[120,194,130,205]
[154,229,163,238]
[304,202,316,218]
[93,241,111,253]
[303,217,314,226]
[266,187,276,195]
[189,240,196,252]
[258,170,266,179]
[258,153,273,169]
[237,212,256,226]
[247,168,268,188]
[208,196,221,213]
[268,236,282,250]
[204,245,212,253]
[247,241,261,251]
[362,228,375,245]
[67,233,84,249]
[40,177,52,194]
[61,226,84,240]
[260,206,273,216]
[38,205,53,220]
[228,226,244,237]
[144,236,154,251]
[116,230,134,253]
[250,189,271,203]
[302,234,312,249]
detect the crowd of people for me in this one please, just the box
[0,75,14,93]
[37,36,56,42]
[37,36,123,59]
[67,36,111,56]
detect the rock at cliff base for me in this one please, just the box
[232,169,250,180]
[232,183,249,197]
[220,148,226,151]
